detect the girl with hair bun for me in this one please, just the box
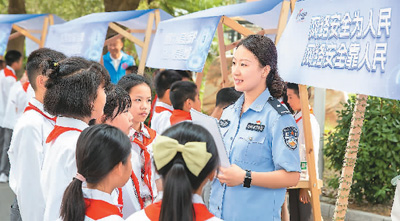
[209,35,301,220]
[127,122,221,221]
[60,124,132,221]
[41,57,110,221]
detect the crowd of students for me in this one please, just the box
[0,34,320,221]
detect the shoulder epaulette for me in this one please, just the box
[267,97,291,115]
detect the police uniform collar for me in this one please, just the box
[248,89,271,112]
[233,94,245,111]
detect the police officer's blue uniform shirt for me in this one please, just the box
[103,51,135,84]
[209,89,301,221]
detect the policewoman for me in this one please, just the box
[209,35,301,221]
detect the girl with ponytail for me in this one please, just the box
[208,35,301,220]
[60,124,132,221]
[127,122,221,221]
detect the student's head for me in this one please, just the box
[153,122,219,221]
[286,83,301,112]
[175,70,192,81]
[5,50,23,71]
[170,81,201,112]
[107,37,124,58]
[0,60,5,70]
[234,34,285,98]
[125,65,138,75]
[117,74,152,126]
[154,70,182,101]
[26,48,67,93]
[44,57,110,123]
[100,85,133,135]
[211,87,242,119]
[60,124,132,221]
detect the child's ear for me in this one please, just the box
[184,98,192,109]
[36,75,46,89]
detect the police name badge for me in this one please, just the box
[246,120,265,132]
[219,119,230,128]
[282,126,298,150]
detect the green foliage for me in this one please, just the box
[26,0,104,20]
[325,96,400,204]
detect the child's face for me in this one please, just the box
[120,153,132,187]
[91,86,107,122]
[287,89,301,112]
[192,90,201,111]
[128,83,152,125]
[105,109,133,135]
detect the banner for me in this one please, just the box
[0,23,12,56]
[146,16,220,72]
[277,0,400,100]
[45,22,108,61]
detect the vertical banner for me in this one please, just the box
[45,22,108,61]
[277,0,400,100]
[146,16,221,72]
[0,23,13,56]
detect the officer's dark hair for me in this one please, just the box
[117,73,152,94]
[60,124,131,221]
[170,81,197,110]
[5,50,22,66]
[287,82,299,97]
[175,70,192,81]
[26,48,67,90]
[125,65,138,74]
[236,34,285,98]
[215,87,242,108]
[158,122,219,221]
[44,57,110,119]
[101,85,131,122]
[154,70,182,98]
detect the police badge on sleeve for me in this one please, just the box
[282,126,298,150]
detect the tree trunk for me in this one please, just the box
[7,0,26,78]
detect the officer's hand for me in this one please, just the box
[299,188,310,204]
[217,164,246,187]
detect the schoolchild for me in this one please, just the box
[60,124,132,221]
[41,57,110,221]
[127,122,221,221]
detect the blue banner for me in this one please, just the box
[277,0,400,100]
[45,22,108,61]
[0,23,12,56]
[146,16,220,72]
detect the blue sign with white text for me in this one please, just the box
[277,0,400,100]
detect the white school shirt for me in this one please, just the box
[126,194,222,221]
[2,82,34,129]
[41,117,88,221]
[121,125,158,218]
[294,110,321,178]
[150,101,173,134]
[392,180,400,221]
[0,66,17,124]
[8,98,56,221]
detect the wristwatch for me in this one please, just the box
[243,170,252,188]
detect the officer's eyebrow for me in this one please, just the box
[232,57,252,62]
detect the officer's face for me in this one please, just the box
[231,46,268,93]
[287,89,301,112]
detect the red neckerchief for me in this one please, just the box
[4,68,16,80]
[144,201,215,221]
[45,125,82,143]
[84,198,123,219]
[24,102,57,123]
[295,108,314,124]
[155,106,173,114]
[170,109,191,125]
[22,82,30,92]
[130,125,157,209]
[148,95,158,126]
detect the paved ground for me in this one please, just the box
[0,183,13,221]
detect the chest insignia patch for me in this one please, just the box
[246,121,265,132]
[282,126,299,150]
[219,119,230,128]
